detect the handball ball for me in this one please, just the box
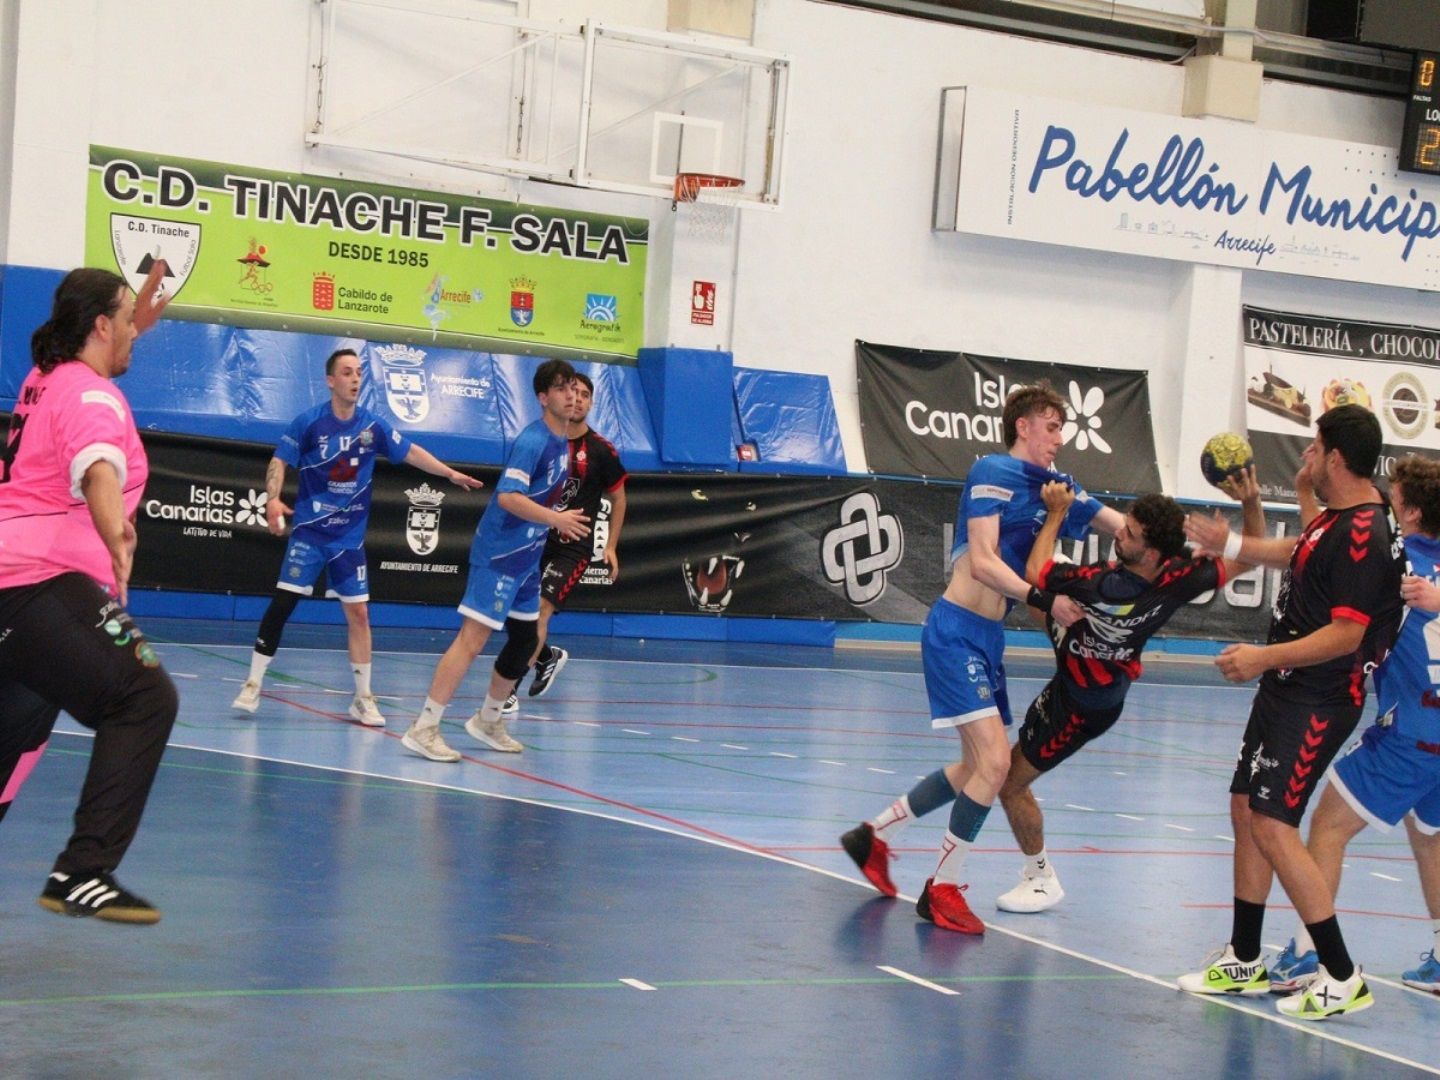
[1200,432,1254,488]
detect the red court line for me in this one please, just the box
[265,693,784,859]
[1183,902,1429,923]
[780,845,1419,864]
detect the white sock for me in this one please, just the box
[871,796,914,841]
[352,662,372,698]
[414,696,446,731]
[248,651,273,685]
[932,830,973,887]
[1025,848,1053,877]
[1295,925,1316,955]
[480,693,505,724]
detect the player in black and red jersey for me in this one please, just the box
[993,472,1264,914]
[1178,404,1403,1021]
[504,372,627,711]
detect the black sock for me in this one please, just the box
[1231,898,1266,963]
[1306,916,1354,981]
[537,644,553,666]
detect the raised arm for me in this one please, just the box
[1025,481,1075,587]
[1214,464,1266,579]
[404,443,483,490]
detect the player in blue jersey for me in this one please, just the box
[841,382,1124,934]
[231,348,483,725]
[400,359,589,763]
[1267,454,1440,1001]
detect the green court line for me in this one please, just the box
[0,971,1130,1008]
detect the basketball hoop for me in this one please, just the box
[673,172,744,242]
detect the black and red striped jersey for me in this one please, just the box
[544,427,626,562]
[1262,500,1403,706]
[1039,555,1226,708]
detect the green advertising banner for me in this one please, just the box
[83,146,649,358]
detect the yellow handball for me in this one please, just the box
[1200,432,1254,488]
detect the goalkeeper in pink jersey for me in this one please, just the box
[0,263,177,924]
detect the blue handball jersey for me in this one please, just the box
[1374,532,1440,740]
[470,418,570,574]
[275,402,412,546]
[952,454,1103,587]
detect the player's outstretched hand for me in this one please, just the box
[553,507,590,542]
[1041,480,1074,514]
[1184,510,1230,556]
[1216,642,1265,683]
[1051,593,1085,628]
[1401,574,1440,613]
[1217,464,1259,504]
[602,547,620,584]
[266,497,293,537]
[447,469,484,491]
[133,258,172,336]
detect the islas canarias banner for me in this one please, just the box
[83,146,648,358]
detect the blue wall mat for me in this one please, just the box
[734,367,846,475]
[636,347,735,467]
[0,264,67,403]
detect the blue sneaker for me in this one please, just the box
[1402,949,1440,993]
[1270,938,1319,993]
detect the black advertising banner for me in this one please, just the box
[856,341,1162,494]
[127,428,1282,642]
[1243,306,1440,501]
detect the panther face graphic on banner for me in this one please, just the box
[377,343,430,423]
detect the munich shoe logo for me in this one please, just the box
[235,489,269,527]
[1061,381,1112,454]
[821,492,903,605]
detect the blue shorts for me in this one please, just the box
[921,597,1012,729]
[458,561,541,630]
[277,534,368,602]
[1330,722,1440,833]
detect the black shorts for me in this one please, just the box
[1228,686,1363,827]
[538,550,590,609]
[1017,677,1124,773]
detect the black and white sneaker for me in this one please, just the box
[38,870,161,924]
[528,646,569,697]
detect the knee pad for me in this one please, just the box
[494,617,539,680]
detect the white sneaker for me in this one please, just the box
[401,723,461,762]
[465,712,523,752]
[348,695,386,727]
[995,868,1065,913]
[1274,964,1373,1020]
[232,681,261,714]
[1177,944,1270,995]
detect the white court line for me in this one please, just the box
[169,672,198,679]
[867,767,895,775]
[1115,813,1145,822]
[573,721,602,728]
[619,978,655,991]
[671,736,700,743]
[1112,771,1127,776]
[721,743,749,750]
[1064,803,1095,812]
[103,735,1438,1078]
[1214,834,1235,842]
[877,965,959,996]
[769,751,798,759]
[1164,824,1196,833]
[820,760,847,766]
[622,729,651,736]
[1370,872,1402,882]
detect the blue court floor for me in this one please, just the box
[1,620,1437,1078]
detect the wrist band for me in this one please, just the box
[1223,532,1243,561]
[1026,586,1055,612]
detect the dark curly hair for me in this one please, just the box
[30,268,128,374]
[1391,455,1440,537]
[1131,493,1187,561]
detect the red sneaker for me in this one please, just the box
[918,878,984,935]
[840,823,897,897]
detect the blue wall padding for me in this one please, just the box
[493,355,660,469]
[733,368,846,475]
[636,347,735,466]
[0,264,67,401]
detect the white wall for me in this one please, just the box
[1,0,1434,499]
